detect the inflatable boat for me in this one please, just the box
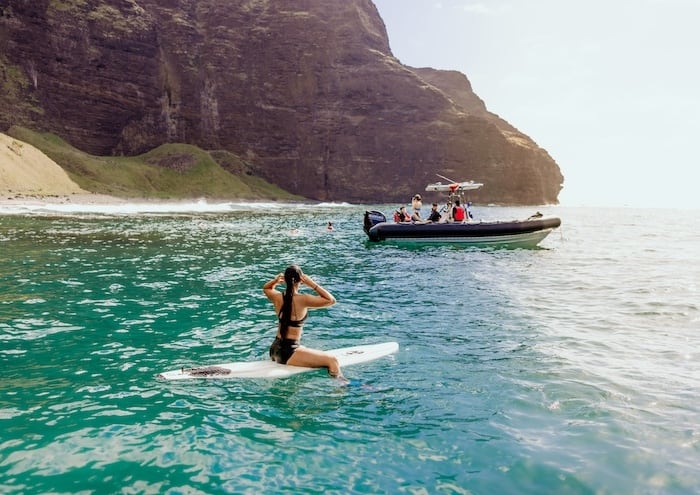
[363,210,561,248]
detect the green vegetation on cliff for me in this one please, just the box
[0,56,43,126]
[8,127,300,200]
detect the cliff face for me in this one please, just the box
[0,0,563,204]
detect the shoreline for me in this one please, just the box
[0,193,246,215]
[0,192,342,215]
[0,192,344,208]
[0,192,128,206]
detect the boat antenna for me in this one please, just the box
[436,173,459,184]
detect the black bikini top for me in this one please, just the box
[279,312,307,328]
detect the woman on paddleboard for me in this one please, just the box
[263,265,347,381]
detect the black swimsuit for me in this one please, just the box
[269,337,299,364]
[269,313,307,364]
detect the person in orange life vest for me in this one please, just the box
[395,205,412,223]
[452,199,466,222]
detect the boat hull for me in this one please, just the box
[363,212,561,248]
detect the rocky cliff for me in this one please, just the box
[0,0,563,204]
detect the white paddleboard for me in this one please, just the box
[157,341,399,381]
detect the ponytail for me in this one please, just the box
[278,265,302,338]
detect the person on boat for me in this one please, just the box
[452,199,466,223]
[444,199,453,219]
[411,209,424,222]
[396,206,412,223]
[263,264,346,381]
[411,194,423,220]
[427,202,442,222]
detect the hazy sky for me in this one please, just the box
[373,0,700,208]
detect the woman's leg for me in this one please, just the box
[286,346,344,378]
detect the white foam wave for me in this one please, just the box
[0,199,232,216]
[0,198,352,216]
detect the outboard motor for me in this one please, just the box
[363,210,387,234]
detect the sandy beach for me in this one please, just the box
[1,132,90,197]
[1,133,196,209]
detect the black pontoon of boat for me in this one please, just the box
[363,210,561,248]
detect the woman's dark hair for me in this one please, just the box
[279,265,302,338]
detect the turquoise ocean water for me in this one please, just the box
[1,202,698,494]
